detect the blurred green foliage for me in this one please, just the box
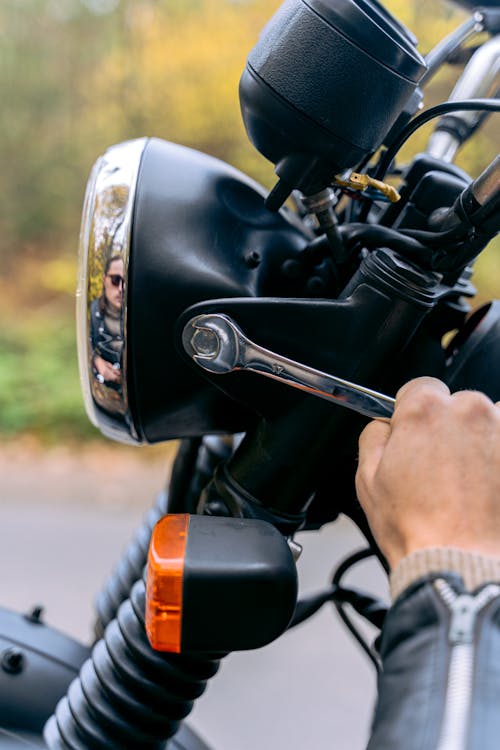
[0,0,280,266]
[0,0,498,441]
[0,314,95,440]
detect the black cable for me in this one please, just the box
[399,225,467,245]
[331,549,382,673]
[289,586,340,627]
[334,603,380,672]
[375,99,500,180]
[289,579,387,629]
[338,223,428,255]
[167,437,203,513]
[332,548,376,585]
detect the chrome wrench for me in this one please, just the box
[182,313,395,420]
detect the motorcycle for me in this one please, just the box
[1,0,499,747]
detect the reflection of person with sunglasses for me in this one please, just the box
[90,255,124,387]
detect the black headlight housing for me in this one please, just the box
[77,138,309,444]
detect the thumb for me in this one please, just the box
[356,419,391,496]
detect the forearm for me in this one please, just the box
[368,560,500,750]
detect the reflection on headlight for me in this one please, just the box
[76,138,148,444]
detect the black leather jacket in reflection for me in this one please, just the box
[90,298,122,368]
[368,574,500,750]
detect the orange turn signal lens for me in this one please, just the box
[146,513,190,653]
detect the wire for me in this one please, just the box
[338,223,428,255]
[289,585,340,628]
[375,98,500,180]
[332,548,376,584]
[332,548,382,673]
[287,548,388,674]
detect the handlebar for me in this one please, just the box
[422,11,485,85]
[462,154,500,233]
[427,35,500,162]
[430,155,500,235]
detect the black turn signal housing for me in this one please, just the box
[146,514,298,654]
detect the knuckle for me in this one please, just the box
[358,420,378,448]
[355,467,374,505]
[354,468,365,494]
[451,390,494,418]
[396,376,448,402]
[396,387,448,421]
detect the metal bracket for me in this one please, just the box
[183,313,395,420]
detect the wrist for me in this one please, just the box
[390,546,500,601]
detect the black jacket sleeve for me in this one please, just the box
[367,574,500,750]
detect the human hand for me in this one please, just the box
[355,377,500,568]
[94,355,121,384]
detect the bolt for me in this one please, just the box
[245,251,261,269]
[191,327,219,358]
[25,605,44,624]
[1,648,25,675]
[287,539,303,561]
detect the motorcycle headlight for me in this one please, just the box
[77,138,146,444]
[77,137,309,444]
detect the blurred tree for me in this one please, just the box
[0,0,282,268]
[0,0,496,267]
[0,0,498,440]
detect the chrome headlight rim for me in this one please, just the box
[76,137,149,445]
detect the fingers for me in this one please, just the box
[357,378,449,502]
[358,377,498,495]
[357,419,391,488]
[390,377,451,429]
[395,376,450,410]
[357,379,444,481]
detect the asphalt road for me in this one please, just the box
[0,447,388,750]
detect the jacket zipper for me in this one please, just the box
[434,579,500,750]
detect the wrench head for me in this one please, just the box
[182,314,243,374]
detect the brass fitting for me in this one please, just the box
[335,172,401,203]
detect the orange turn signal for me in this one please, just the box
[145,513,189,653]
[146,514,298,654]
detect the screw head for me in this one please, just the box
[1,648,25,675]
[244,251,261,269]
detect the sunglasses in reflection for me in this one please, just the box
[106,274,124,288]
